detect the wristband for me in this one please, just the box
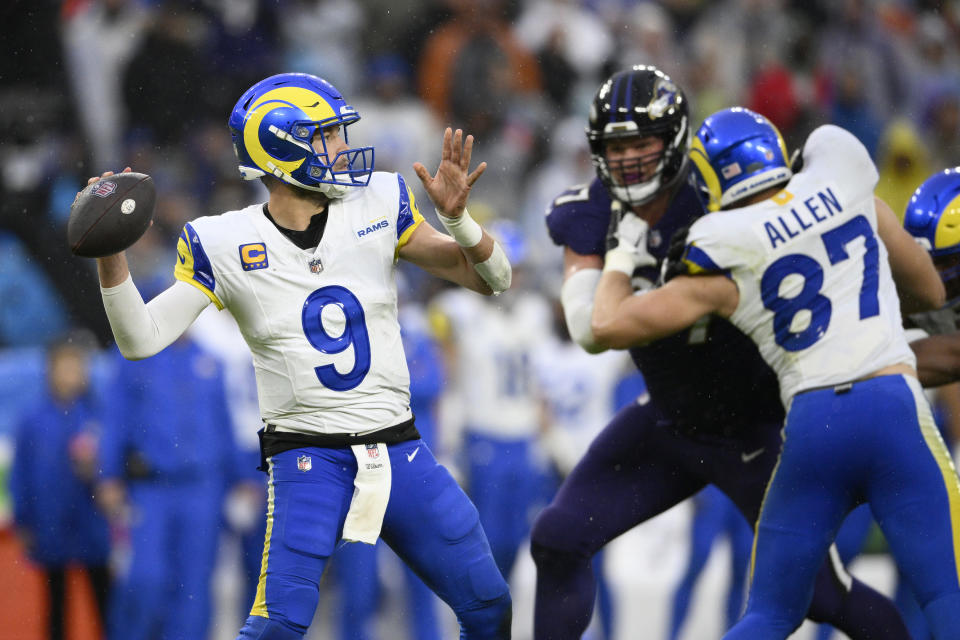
[603,248,637,276]
[437,208,483,248]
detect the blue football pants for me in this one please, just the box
[725,375,960,639]
[236,439,510,639]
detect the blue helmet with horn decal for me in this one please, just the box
[228,73,374,198]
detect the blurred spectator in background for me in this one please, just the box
[417,0,545,222]
[825,63,884,159]
[10,331,111,640]
[200,0,281,114]
[921,87,960,170]
[875,119,932,220]
[514,0,613,114]
[904,12,960,125]
[0,232,69,346]
[352,55,442,175]
[277,0,364,95]
[617,3,685,90]
[61,0,149,170]
[746,60,802,143]
[96,333,241,640]
[122,3,215,147]
[519,115,595,276]
[418,0,540,139]
[814,0,907,125]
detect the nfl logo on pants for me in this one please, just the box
[297,455,312,472]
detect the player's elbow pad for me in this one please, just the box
[561,268,606,354]
[474,241,512,294]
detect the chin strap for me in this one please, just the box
[318,181,350,199]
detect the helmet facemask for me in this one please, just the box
[593,122,689,207]
[587,66,690,208]
[297,119,374,199]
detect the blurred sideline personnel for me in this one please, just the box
[188,307,268,620]
[533,300,633,640]
[433,219,553,585]
[9,332,111,640]
[534,65,918,639]
[590,108,960,638]
[668,485,752,640]
[96,333,240,640]
[85,72,513,639]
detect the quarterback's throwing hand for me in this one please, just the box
[413,128,487,218]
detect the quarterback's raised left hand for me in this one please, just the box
[604,209,657,275]
[413,127,487,218]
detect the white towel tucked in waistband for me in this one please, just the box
[342,442,392,544]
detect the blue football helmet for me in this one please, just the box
[689,107,792,211]
[487,219,529,266]
[228,73,374,198]
[902,167,960,304]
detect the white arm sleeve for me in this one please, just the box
[473,241,512,294]
[101,276,211,359]
[560,267,606,354]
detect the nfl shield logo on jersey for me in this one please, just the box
[308,257,323,274]
[297,455,312,472]
[365,444,380,458]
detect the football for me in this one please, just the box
[67,172,156,258]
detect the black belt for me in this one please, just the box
[257,417,419,472]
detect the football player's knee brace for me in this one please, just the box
[453,555,511,637]
[457,590,512,639]
[236,615,306,640]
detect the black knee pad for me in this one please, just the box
[530,504,591,557]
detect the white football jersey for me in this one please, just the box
[189,307,261,451]
[533,338,629,454]
[174,172,425,435]
[434,288,552,439]
[685,125,915,405]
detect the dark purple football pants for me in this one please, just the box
[530,399,909,640]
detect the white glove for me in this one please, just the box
[604,210,657,275]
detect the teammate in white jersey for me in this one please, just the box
[88,73,513,639]
[431,220,553,587]
[590,108,960,639]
